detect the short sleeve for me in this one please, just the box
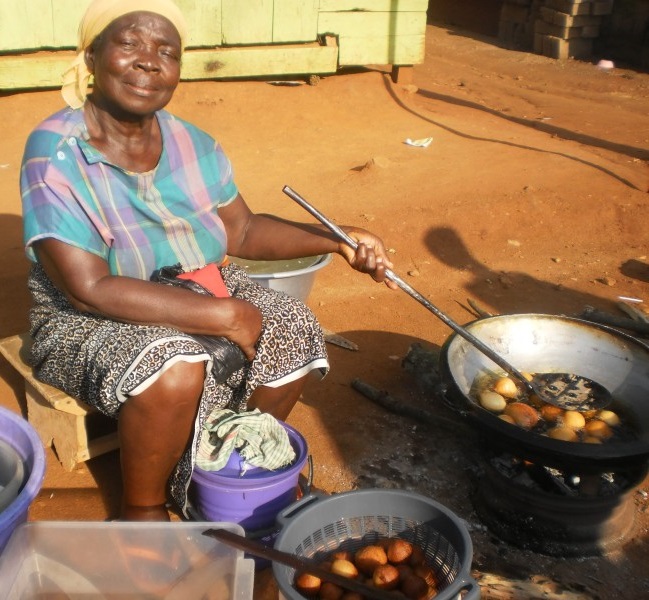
[21,131,112,263]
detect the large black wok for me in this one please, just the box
[439,314,649,474]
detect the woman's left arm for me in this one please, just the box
[219,193,397,288]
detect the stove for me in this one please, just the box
[472,450,647,556]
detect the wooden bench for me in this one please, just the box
[0,334,119,471]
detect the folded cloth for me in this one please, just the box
[195,408,296,473]
[177,262,229,298]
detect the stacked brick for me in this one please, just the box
[534,0,616,59]
[498,0,544,50]
[499,0,616,60]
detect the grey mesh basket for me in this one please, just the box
[272,489,479,600]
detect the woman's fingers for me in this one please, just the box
[340,238,397,289]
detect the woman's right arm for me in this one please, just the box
[34,238,263,360]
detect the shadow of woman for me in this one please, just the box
[423,225,627,318]
[0,213,31,338]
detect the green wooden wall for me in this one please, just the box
[0,0,427,89]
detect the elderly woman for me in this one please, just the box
[20,0,395,521]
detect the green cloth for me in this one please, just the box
[195,408,295,472]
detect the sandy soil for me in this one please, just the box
[1,20,648,600]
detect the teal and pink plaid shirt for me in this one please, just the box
[21,107,238,280]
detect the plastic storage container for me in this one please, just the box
[0,521,254,599]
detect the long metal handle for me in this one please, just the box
[282,185,534,392]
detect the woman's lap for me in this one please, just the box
[27,262,328,512]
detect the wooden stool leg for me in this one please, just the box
[26,381,85,471]
[2,334,120,471]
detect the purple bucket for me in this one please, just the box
[190,422,307,534]
[0,407,46,554]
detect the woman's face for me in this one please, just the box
[85,11,182,118]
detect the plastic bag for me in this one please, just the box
[152,264,247,383]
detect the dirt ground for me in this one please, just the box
[1,19,648,600]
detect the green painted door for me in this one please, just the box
[222,0,318,45]
[222,0,273,45]
[273,0,319,43]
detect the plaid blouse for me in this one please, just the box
[21,107,238,279]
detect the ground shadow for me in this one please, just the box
[377,76,647,191]
[0,214,31,339]
[423,225,643,319]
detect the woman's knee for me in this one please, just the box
[127,359,206,414]
[163,359,205,394]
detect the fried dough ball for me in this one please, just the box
[596,409,620,426]
[540,404,563,424]
[561,410,586,430]
[408,544,427,568]
[504,402,540,429]
[387,538,413,565]
[413,564,438,589]
[396,564,414,580]
[294,572,322,597]
[493,376,519,399]
[354,545,387,576]
[331,559,359,579]
[331,550,355,562]
[547,426,579,442]
[584,419,613,440]
[319,581,344,600]
[479,390,507,413]
[373,564,400,590]
[400,573,430,600]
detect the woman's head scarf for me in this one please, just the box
[61,0,188,109]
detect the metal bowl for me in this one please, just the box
[230,254,332,302]
[439,314,649,473]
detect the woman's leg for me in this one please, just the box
[246,373,316,421]
[118,360,206,521]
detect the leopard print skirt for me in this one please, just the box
[27,262,329,514]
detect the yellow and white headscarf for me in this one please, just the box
[61,0,188,109]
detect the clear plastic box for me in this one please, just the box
[0,521,254,599]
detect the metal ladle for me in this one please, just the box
[282,185,613,412]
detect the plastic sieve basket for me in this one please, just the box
[273,489,479,600]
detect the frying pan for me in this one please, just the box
[439,313,649,473]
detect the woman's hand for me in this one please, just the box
[223,298,264,361]
[337,228,399,290]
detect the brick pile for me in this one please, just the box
[498,0,616,59]
[498,0,544,50]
